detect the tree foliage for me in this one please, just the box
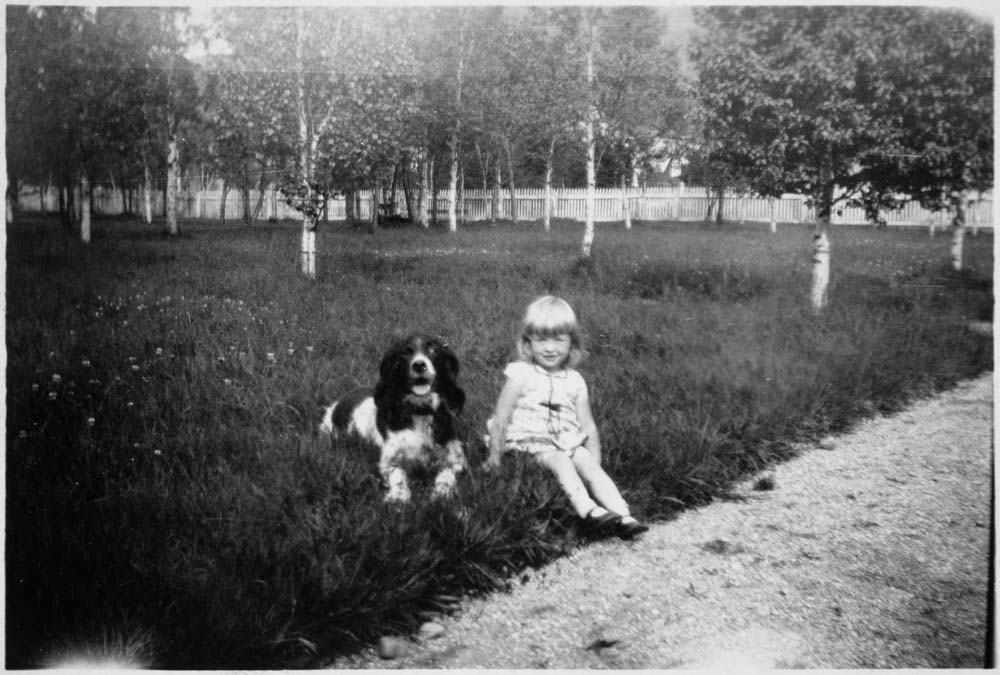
[689,5,993,223]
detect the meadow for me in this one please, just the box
[5,215,993,668]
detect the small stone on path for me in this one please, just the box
[377,636,410,660]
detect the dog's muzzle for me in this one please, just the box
[409,356,435,395]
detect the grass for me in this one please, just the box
[5,215,993,668]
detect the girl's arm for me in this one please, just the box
[575,385,602,465]
[486,377,522,469]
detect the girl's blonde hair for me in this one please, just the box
[516,295,584,367]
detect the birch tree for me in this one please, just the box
[691,6,959,312]
[865,9,993,271]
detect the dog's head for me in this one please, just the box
[375,333,464,412]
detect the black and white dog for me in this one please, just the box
[320,333,467,502]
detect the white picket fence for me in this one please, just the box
[17,184,994,228]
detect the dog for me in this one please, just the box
[320,333,467,502]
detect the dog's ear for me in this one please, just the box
[433,343,465,413]
[435,342,460,378]
[442,383,465,414]
[378,341,405,385]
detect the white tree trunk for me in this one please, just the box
[6,191,13,224]
[622,183,631,230]
[811,230,831,313]
[165,132,178,235]
[583,121,595,257]
[543,136,555,233]
[301,224,316,279]
[418,152,430,228]
[769,196,777,234]
[142,163,153,224]
[582,17,596,258]
[295,8,319,278]
[448,14,463,234]
[447,149,458,233]
[80,174,91,243]
[950,202,966,271]
[505,138,518,225]
[491,160,501,223]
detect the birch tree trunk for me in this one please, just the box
[220,180,229,224]
[543,135,555,232]
[142,162,153,224]
[430,158,437,225]
[491,159,500,224]
[810,171,835,314]
[418,152,429,228]
[582,14,597,258]
[621,179,631,230]
[295,7,317,279]
[447,14,464,234]
[402,169,414,223]
[447,148,459,233]
[505,137,518,225]
[458,167,465,226]
[769,196,777,234]
[950,199,966,271]
[80,174,91,243]
[165,131,179,236]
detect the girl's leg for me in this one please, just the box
[532,449,599,518]
[571,448,631,517]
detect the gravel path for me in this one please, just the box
[335,372,994,669]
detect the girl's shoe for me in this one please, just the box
[583,507,621,533]
[617,516,649,539]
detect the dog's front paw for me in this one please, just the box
[431,468,458,499]
[383,467,412,503]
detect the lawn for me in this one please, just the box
[5,216,992,668]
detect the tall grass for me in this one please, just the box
[6,216,992,667]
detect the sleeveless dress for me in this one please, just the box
[502,361,589,454]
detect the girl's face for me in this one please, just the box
[528,333,572,372]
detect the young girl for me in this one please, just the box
[486,295,648,539]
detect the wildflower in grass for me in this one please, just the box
[266,352,276,363]
[82,359,91,368]
[31,383,39,392]
[155,348,163,356]
[306,346,314,354]
[19,430,27,439]
[154,449,162,456]
[131,364,140,372]
[223,378,232,386]
[87,417,96,428]
[48,392,57,401]
[51,374,61,383]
